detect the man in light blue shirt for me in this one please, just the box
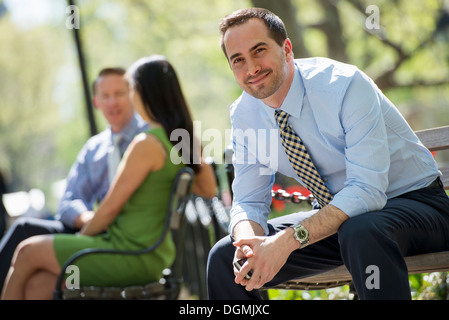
[229,57,440,236]
[56,110,148,229]
[207,8,449,300]
[0,67,148,290]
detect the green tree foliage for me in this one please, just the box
[0,0,248,205]
[0,16,72,195]
[0,2,448,299]
[2,0,447,197]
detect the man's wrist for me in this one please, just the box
[232,219,264,240]
[278,227,301,252]
[73,211,95,230]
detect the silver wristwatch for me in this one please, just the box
[291,223,309,249]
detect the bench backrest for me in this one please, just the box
[166,167,195,289]
[415,125,449,189]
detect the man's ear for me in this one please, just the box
[93,97,99,110]
[284,38,294,61]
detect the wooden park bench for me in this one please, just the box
[222,125,449,297]
[53,167,195,300]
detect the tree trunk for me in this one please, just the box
[251,0,310,58]
[317,0,348,62]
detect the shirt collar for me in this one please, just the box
[279,62,304,119]
[109,112,144,144]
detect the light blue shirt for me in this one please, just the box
[56,113,149,228]
[229,57,440,235]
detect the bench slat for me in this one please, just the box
[405,251,449,274]
[415,125,449,151]
[270,251,449,290]
[414,126,449,189]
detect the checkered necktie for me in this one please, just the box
[274,109,333,208]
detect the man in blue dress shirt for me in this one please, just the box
[0,67,148,290]
[207,8,449,299]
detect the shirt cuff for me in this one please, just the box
[57,200,89,229]
[330,185,387,218]
[229,204,270,236]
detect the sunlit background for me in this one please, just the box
[1,0,448,233]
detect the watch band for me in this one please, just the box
[291,223,309,249]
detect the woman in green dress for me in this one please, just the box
[1,55,216,299]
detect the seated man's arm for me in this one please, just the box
[56,145,105,230]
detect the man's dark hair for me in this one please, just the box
[219,7,288,59]
[92,67,126,95]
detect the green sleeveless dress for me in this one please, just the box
[53,127,183,287]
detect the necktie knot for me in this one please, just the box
[108,133,123,183]
[274,109,290,131]
[112,134,122,148]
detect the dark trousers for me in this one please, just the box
[207,183,449,300]
[0,217,75,291]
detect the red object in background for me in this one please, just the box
[431,151,437,157]
[271,184,311,212]
[271,184,285,212]
[286,185,310,197]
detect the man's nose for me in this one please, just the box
[106,96,118,106]
[247,57,261,76]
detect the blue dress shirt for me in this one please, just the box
[56,113,149,228]
[229,57,440,235]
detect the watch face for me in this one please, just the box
[297,228,307,240]
[293,224,309,248]
[294,225,309,242]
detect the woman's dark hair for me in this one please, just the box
[219,7,288,59]
[126,55,200,173]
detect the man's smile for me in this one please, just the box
[246,70,271,86]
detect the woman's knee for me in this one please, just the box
[11,235,52,269]
[11,237,35,267]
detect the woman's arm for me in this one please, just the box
[80,133,165,236]
[189,135,217,199]
[191,157,217,199]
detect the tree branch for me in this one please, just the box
[346,0,443,90]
